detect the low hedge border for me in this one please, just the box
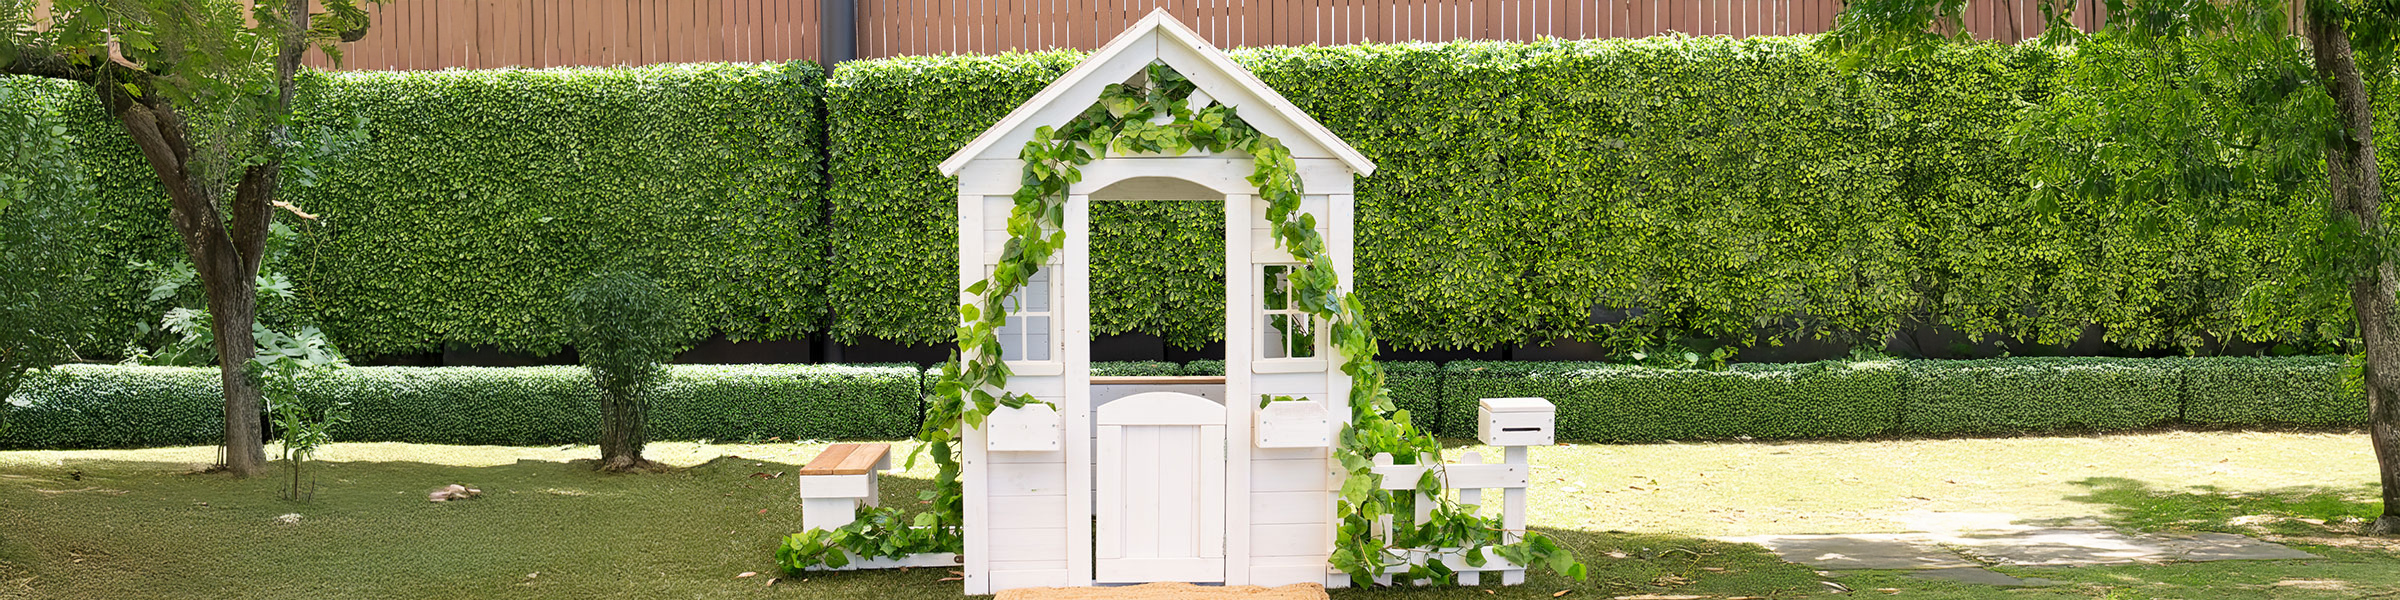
[0,357,2367,449]
[1443,360,1905,442]
[0,364,923,449]
[1898,358,2182,435]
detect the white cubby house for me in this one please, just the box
[802,10,1557,595]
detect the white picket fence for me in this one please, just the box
[1364,446,1534,586]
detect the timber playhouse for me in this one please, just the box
[785,11,1578,595]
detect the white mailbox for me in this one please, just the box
[986,403,1061,452]
[1255,400,1331,448]
[1477,397,1555,447]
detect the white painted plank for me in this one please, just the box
[988,495,1068,529]
[1252,458,1333,492]
[1158,426,1197,557]
[983,195,1013,230]
[989,568,1070,591]
[1200,424,1226,559]
[1254,447,1330,461]
[1294,159,1354,195]
[989,463,1067,496]
[1224,190,1255,587]
[1253,372,1328,396]
[989,526,1068,559]
[1096,557,1225,583]
[981,229,1011,263]
[1003,375,1065,398]
[1249,563,1331,587]
[1249,492,1328,525]
[1369,461,1529,491]
[1325,192,1356,566]
[801,497,859,531]
[964,410,991,594]
[1096,425,1123,560]
[1126,425,1161,558]
[1065,193,1094,588]
[1504,447,1529,547]
[990,558,1068,572]
[989,449,1065,464]
[1252,523,1328,558]
[797,474,873,499]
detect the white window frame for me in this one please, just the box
[993,263,1064,376]
[1254,263,1328,374]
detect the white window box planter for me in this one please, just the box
[987,403,1061,452]
[1255,400,1330,448]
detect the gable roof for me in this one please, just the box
[935,8,1376,177]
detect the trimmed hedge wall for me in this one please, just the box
[0,364,920,449]
[12,38,2368,360]
[1899,358,2182,435]
[1092,361,1184,377]
[1,366,225,449]
[287,63,828,357]
[1442,360,1904,442]
[819,38,2332,353]
[2181,356,2363,427]
[5,63,827,359]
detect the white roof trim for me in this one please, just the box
[935,8,1375,177]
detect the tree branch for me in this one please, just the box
[1,45,95,82]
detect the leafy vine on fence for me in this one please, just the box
[782,62,1581,586]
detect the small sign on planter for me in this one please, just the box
[987,404,1060,452]
[1255,399,1330,448]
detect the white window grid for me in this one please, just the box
[1260,264,1318,360]
[994,267,1056,363]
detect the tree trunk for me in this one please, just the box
[2310,15,2400,536]
[203,254,267,476]
[598,388,653,472]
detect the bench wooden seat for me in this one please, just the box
[799,443,895,532]
[799,442,891,476]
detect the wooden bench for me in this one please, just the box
[798,442,892,532]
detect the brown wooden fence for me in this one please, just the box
[250,0,2266,71]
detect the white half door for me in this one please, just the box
[1095,391,1226,583]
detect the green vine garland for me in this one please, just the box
[782,63,1582,586]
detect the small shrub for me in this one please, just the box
[565,271,697,471]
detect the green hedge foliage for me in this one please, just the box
[2180,356,2364,427]
[819,37,2330,352]
[1442,360,1904,442]
[12,38,2363,358]
[286,63,827,357]
[823,51,1082,344]
[1,79,183,350]
[0,366,225,449]
[0,364,919,449]
[1091,361,1184,377]
[1091,201,1226,349]
[1382,361,1444,435]
[0,357,2373,449]
[1900,358,2183,435]
[3,63,826,359]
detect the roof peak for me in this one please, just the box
[935,9,1374,178]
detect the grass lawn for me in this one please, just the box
[0,431,2393,599]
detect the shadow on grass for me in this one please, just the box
[2063,476,2383,537]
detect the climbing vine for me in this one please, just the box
[783,63,1581,586]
